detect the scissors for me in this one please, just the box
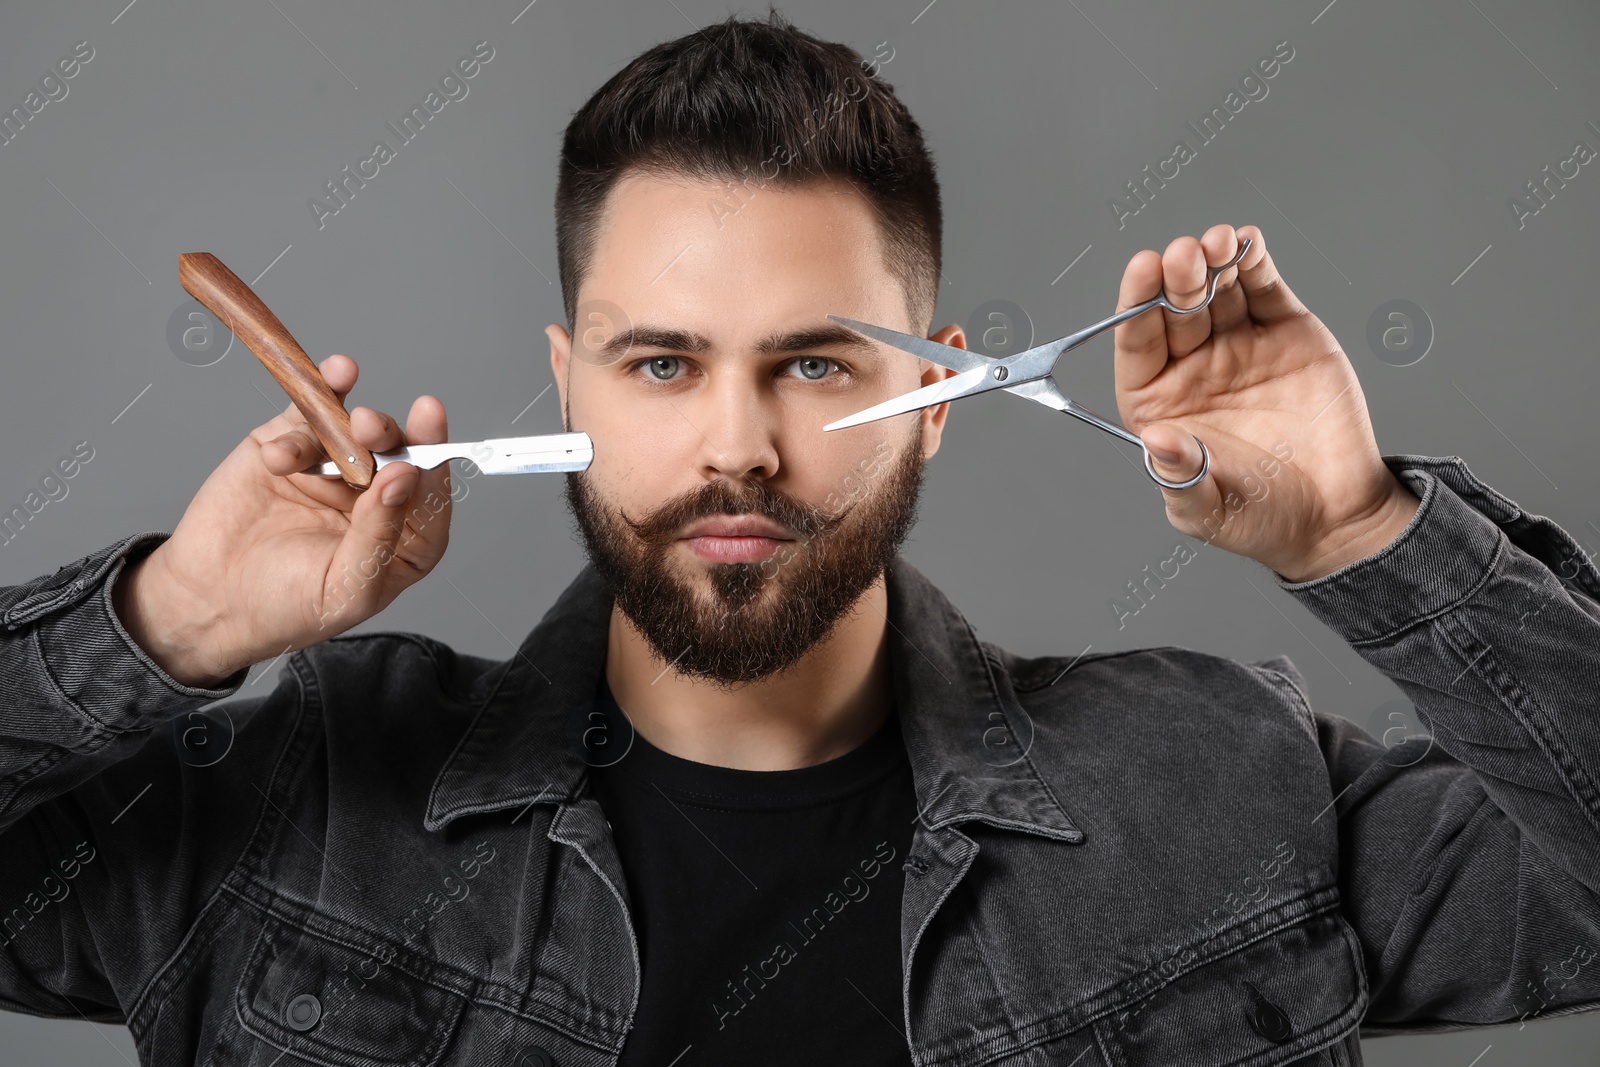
[822,238,1251,490]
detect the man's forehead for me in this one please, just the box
[587,171,891,286]
[577,171,912,351]
[604,167,872,214]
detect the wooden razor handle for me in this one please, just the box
[178,252,374,489]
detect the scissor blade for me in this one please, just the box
[829,311,1080,420]
[304,431,592,477]
[822,365,993,431]
[825,314,994,374]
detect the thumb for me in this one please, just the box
[324,462,422,617]
[1141,422,1228,544]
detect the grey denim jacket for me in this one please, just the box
[2,453,1599,1067]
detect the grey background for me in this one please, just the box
[1,0,1597,1062]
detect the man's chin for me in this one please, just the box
[678,554,793,617]
[638,559,825,670]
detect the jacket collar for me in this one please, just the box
[424,556,1083,844]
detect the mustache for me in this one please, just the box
[618,476,852,548]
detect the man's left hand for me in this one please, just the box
[1113,223,1420,583]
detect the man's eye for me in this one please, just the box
[636,356,683,381]
[629,355,840,383]
[785,356,836,381]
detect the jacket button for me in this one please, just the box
[1242,981,1291,1043]
[46,564,83,590]
[285,993,322,1031]
[515,1048,555,1067]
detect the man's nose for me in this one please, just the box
[692,373,780,482]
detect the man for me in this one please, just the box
[1,12,1597,1067]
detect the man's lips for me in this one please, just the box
[680,513,795,564]
[680,514,793,539]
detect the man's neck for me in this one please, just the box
[603,577,894,771]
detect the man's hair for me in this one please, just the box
[554,9,942,335]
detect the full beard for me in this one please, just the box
[563,426,926,689]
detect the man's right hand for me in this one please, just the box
[113,354,453,688]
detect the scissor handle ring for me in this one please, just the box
[1154,237,1252,316]
[1143,434,1210,491]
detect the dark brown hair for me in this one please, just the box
[554,9,942,334]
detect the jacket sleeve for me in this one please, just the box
[1268,454,1600,1035]
[0,532,274,1023]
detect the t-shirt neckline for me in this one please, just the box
[589,678,907,810]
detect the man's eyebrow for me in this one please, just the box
[752,324,880,357]
[598,323,883,358]
[599,326,710,356]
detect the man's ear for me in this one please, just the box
[917,324,966,460]
[546,322,571,429]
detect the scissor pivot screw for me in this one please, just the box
[993,366,1008,381]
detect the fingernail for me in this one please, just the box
[1151,445,1182,467]
[380,476,409,506]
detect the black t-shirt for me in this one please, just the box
[585,680,917,1066]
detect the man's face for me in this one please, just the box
[547,171,957,688]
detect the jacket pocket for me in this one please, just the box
[234,909,468,1067]
[1097,908,1367,1067]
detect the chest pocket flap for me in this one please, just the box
[234,909,468,1067]
[1099,909,1368,1067]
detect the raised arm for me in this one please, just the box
[0,354,453,1019]
[1271,454,1600,1032]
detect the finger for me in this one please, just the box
[261,393,403,477]
[393,395,452,568]
[261,424,336,476]
[325,459,426,614]
[1113,248,1171,393]
[258,354,361,439]
[319,353,358,402]
[1196,225,1250,335]
[260,358,392,476]
[349,404,408,453]
[1142,422,1206,481]
[404,394,448,447]
[1141,420,1228,530]
[1157,235,1214,359]
[1232,225,1307,325]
